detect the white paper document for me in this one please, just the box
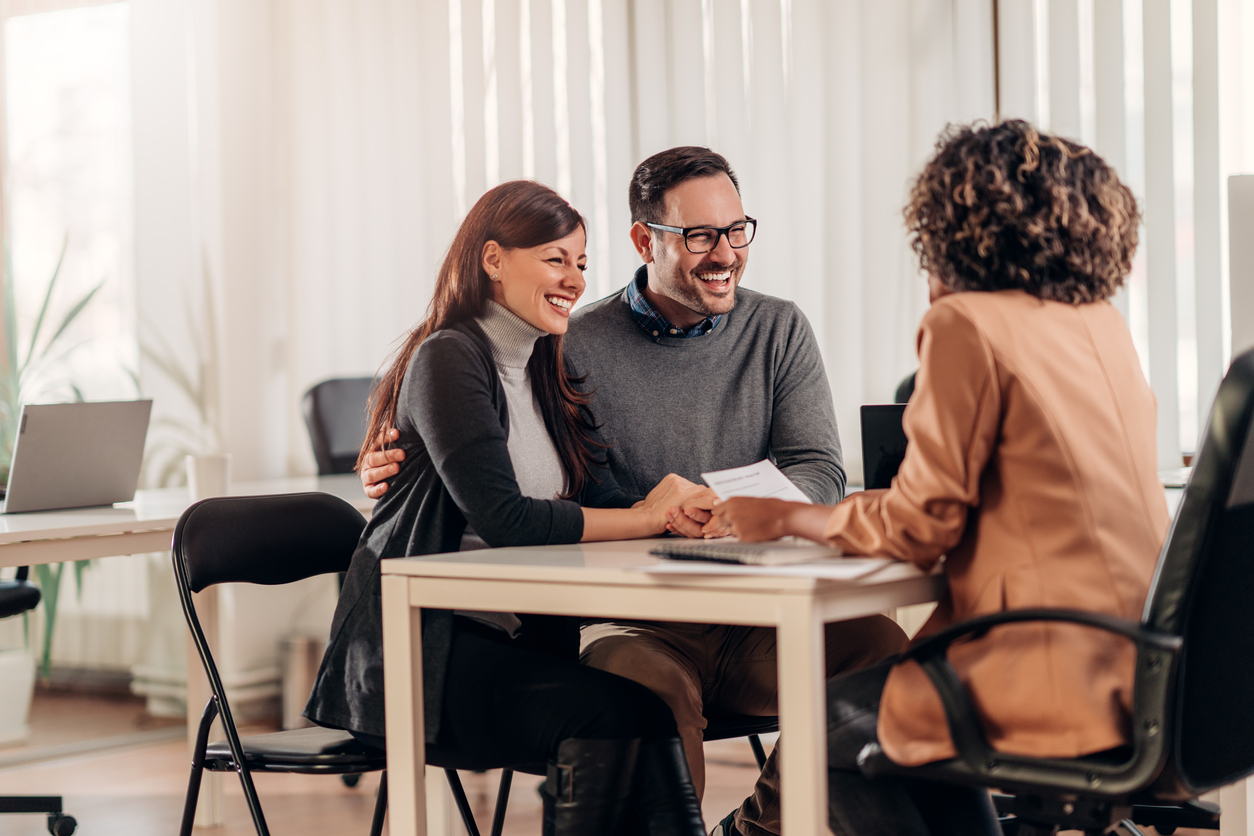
[701,459,812,503]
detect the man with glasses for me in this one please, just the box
[568,147,906,836]
[361,147,905,836]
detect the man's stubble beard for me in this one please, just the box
[654,253,740,319]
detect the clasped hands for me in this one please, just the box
[357,429,731,539]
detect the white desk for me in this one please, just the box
[380,539,945,836]
[0,474,375,827]
[0,473,373,570]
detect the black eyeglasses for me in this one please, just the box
[644,218,757,254]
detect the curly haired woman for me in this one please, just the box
[710,120,1170,836]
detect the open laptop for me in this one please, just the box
[860,404,908,490]
[1,400,152,513]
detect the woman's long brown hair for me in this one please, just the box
[358,180,604,498]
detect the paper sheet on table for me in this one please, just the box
[701,459,812,503]
[638,557,894,580]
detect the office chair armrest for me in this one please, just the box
[903,608,1182,662]
[899,609,1181,774]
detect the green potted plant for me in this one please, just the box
[1,237,103,697]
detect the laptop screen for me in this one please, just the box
[860,404,908,490]
[3,400,152,513]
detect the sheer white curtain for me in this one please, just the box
[217,0,997,483]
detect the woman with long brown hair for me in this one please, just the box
[711,120,1167,835]
[305,180,710,835]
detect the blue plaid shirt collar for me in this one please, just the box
[624,268,722,343]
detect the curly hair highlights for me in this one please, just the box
[904,119,1140,304]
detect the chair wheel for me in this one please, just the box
[341,773,362,788]
[46,813,77,836]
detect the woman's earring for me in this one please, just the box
[490,274,499,281]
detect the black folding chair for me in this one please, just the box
[173,493,386,836]
[0,567,77,836]
[858,348,1254,835]
[302,377,375,475]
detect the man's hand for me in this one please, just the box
[360,428,404,499]
[638,474,713,533]
[665,489,730,538]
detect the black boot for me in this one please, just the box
[542,738,639,836]
[632,737,706,835]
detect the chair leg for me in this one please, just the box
[490,769,513,836]
[179,697,220,836]
[368,771,388,836]
[445,769,483,836]
[747,735,768,771]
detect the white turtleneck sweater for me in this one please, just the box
[456,300,567,636]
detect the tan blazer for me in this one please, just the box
[825,290,1169,767]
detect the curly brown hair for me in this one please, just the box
[904,119,1140,304]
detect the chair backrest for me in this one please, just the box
[0,566,42,619]
[1142,348,1254,795]
[302,377,376,475]
[173,493,367,593]
[172,493,368,825]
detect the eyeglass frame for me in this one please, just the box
[643,217,758,254]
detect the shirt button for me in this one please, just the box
[669,329,677,334]
[652,330,659,336]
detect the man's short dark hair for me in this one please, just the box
[629,146,740,224]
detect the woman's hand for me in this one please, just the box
[711,497,836,543]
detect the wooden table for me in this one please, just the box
[380,539,945,835]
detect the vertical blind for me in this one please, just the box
[997,0,1227,468]
[271,0,996,480]
[134,0,1234,481]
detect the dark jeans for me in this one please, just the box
[352,616,677,768]
[825,660,1001,836]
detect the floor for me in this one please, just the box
[0,692,1210,835]
[0,691,765,835]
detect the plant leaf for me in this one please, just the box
[33,562,63,680]
[21,233,69,377]
[36,279,103,364]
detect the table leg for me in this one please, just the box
[187,585,224,827]
[1221,780,1251,836]
[382,575,428,835]
[776,598,830,835]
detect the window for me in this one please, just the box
[4,0,134,405]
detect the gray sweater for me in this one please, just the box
[564,271,845,503]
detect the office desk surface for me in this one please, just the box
[380,539,944,836]
[0,473,372,568]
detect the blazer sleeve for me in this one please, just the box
[405,331,585,547]
[823,300,1001,570]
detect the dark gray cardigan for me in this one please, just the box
[304,319,635,742]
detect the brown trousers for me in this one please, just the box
[580,615,908,836]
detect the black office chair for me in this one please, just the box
[0,567,77,836]
[858,347,1254,835]
[174,493,387,836]
[302,377,376,475]
[894,371,916,404]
